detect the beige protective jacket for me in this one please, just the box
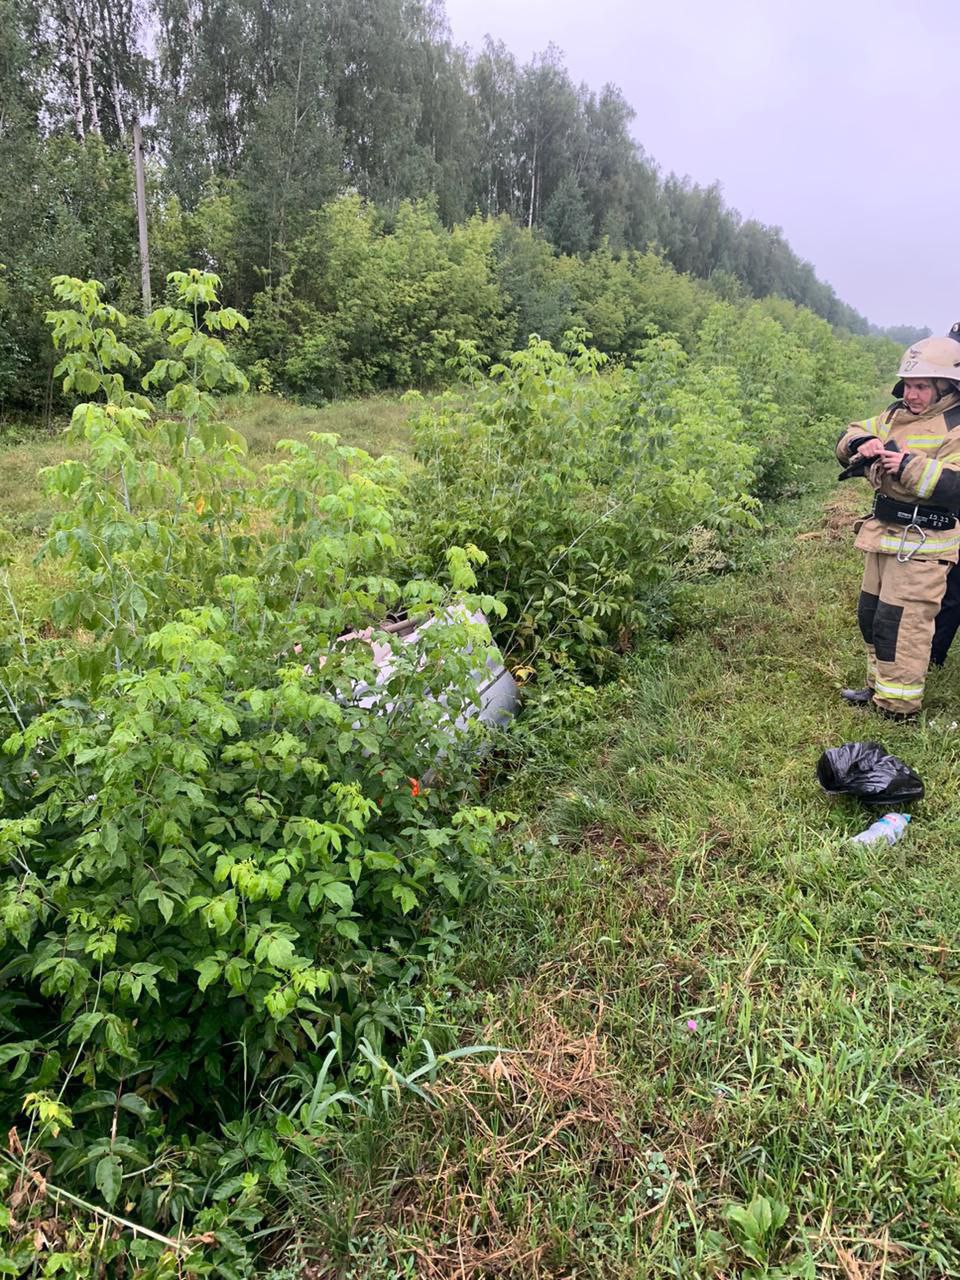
[836,393,960,560]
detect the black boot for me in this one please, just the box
[840,687,875,706]
[874,704,917,723]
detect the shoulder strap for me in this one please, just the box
[945,405,960,431]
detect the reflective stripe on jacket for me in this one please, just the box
[836,395,960,559]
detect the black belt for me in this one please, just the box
[872,493,957,532]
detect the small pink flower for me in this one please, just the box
[686,1019,698,1032]
[293,643,303,655]
[303,664,313,675]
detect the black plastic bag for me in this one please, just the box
[816,740,924,804]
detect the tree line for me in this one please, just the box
[0,0,927,414]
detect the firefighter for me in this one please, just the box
[931,322,960,667]
[838,336,960,718]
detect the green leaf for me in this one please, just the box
[224,957,250,991]
[67,1010,105,1044]
[95,1154,123,1207]
[118,1093,153,1121]
[322,881,353,912]
[196,957,221,991]
[754,1197,773,1236]
[364,849,400,872]
[103,1015,133,1059]
[0,1042,37,1070]
[261,934,295,968]
[392,884,418,914]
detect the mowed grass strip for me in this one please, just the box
[301,480,960,1279]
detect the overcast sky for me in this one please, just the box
[441,0,959,334]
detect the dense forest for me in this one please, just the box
[0,0,928,414]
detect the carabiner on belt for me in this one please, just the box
[896,505,926,562]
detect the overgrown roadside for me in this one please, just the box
[0,278,900,1277]
[302,475,960,1279]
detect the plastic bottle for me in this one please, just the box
[849,813,910,846]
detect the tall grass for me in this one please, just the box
[284,478,960,1279]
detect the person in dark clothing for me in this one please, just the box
[931,322,960,667]
[932,567,960,665]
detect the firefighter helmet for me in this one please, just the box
[892,336,960,399]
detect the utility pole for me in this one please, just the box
[132,120,152,315]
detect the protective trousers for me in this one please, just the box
[858,552,950,713]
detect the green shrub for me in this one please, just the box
[249,197,512,400]
[0,273,509,1271]
[557,243,713,356]
[405,332,759,678]
[691,300,893,500]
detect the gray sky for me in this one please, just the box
[442,0,959,334]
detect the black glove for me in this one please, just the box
[838,439,900,482]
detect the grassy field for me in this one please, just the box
[0,393,412,532]
[216,392,414,459]
[290,479,960,1280]
[0,393,414,602]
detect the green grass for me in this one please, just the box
[217,392,414,459]
[0,392,416,633]
[288,479,960,1279]
[6,396,959,1276]
[0,393,413,530]
[0,434,80,534]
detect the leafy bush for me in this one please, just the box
[557,242,713,356]
[693,300,889,500]
[405,332,759,678]
[0,273,509,1271]
[405,305,887,679]
[248,197,512,401]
